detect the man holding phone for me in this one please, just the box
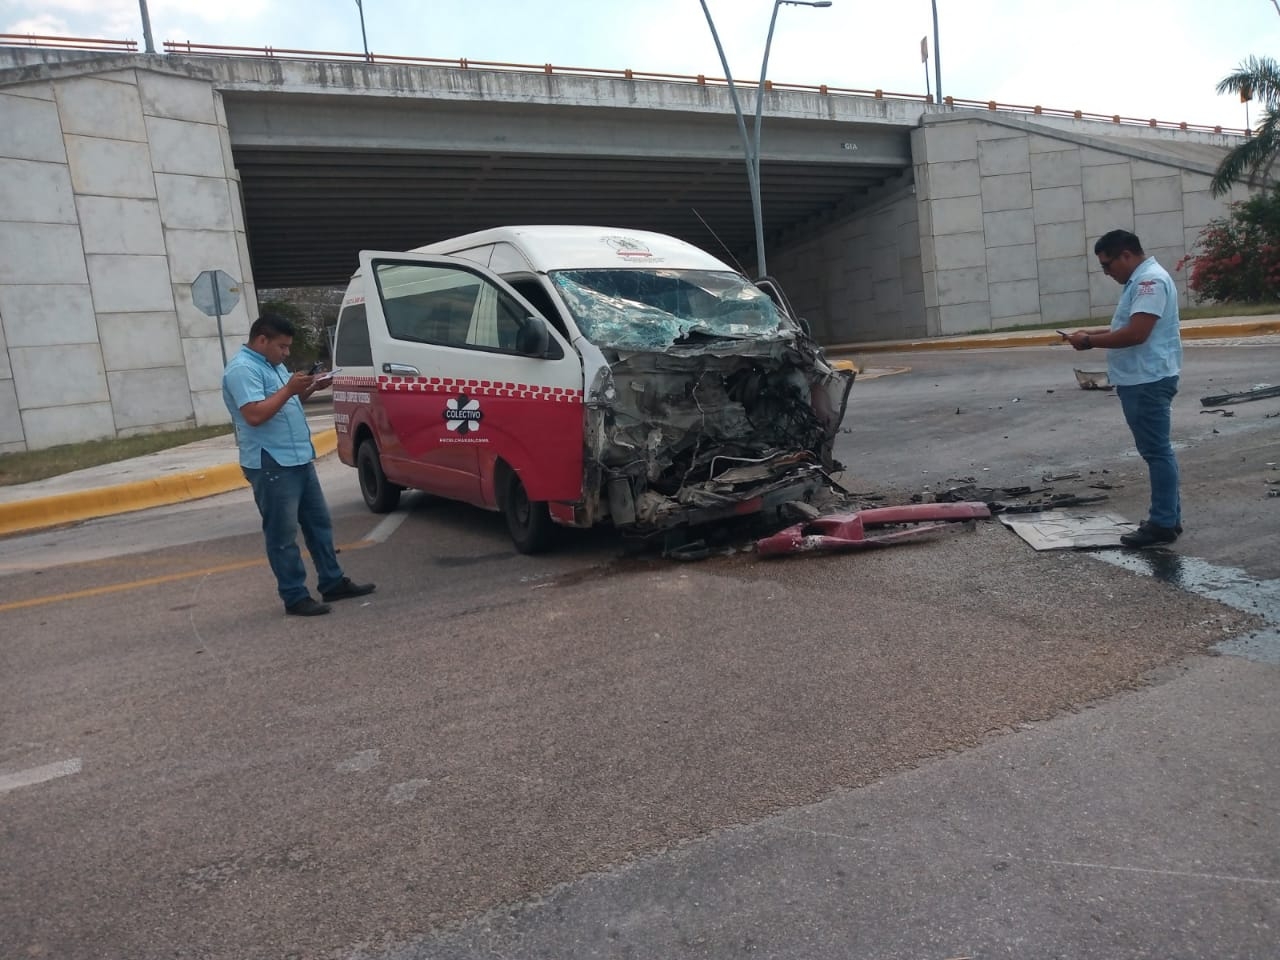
[1063,229,1183,548]
[222,312,375,616]
[309,360,342,381]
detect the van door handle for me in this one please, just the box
[383,363,420,376]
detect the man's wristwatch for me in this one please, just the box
[1081,334,1092,350]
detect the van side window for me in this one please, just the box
[383,278,479,346]
[372,260,551,356]
[333,303,372,367]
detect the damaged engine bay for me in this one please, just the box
[592,345,853,530]
[552,267,855,535]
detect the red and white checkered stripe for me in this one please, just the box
[331,375,379,388]
[375,376,583,403]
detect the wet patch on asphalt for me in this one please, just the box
[1096,549,1280,665]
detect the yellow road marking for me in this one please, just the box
[0,540,372,613]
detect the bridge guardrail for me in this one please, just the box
[0,33,1247,137]
[0,32,137,53]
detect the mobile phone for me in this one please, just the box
[1056,330,1069,339]
[308,361,325,374]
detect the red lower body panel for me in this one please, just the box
[756,502,991,557]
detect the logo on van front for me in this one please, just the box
[444,395,483,434]
[605,236,653,259]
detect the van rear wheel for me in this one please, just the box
[357,439,402,513]
[503,471,553,554]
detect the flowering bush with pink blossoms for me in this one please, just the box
[1177,186,1280,303]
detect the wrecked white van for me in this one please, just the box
[330,226,854,552]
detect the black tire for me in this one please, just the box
[357,439,402,513]
[503,470,554,554]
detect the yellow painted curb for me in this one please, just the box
[832,333,1056,354]
[856,366,912,381]
[828,319,1280,355]
[0,429,339,538]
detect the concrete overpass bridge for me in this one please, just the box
[0,40,1250,451]
[216,57,916,287]
[42,47,923,288]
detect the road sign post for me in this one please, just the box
[190,269,242,367]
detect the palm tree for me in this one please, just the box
[1212,55,1280,196]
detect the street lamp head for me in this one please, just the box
[781,0,833,6]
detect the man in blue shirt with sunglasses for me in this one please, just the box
[1066,229,1182,549]
[223,312,375,616]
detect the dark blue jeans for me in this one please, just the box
[242,453,345,607]
[1116,375,1181,529]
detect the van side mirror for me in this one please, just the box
[516,315,552,357]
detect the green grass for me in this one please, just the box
[954,319,1077,336]
[956,301,1280,337]
[0,424,234,487]
[1180,301,1280,320]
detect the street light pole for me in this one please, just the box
[699,0,831,280]
[354,0,370,61]
[752,0,831,279]
[931,0,942,105]
[698,0,760,275]
[137,0,155,54]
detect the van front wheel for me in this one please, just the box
[503,471,553,554]
[357,440,402,513]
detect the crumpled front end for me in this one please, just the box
[585,338,854,532]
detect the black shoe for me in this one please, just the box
[1120,521,1179,548]
[286,596,331,616]
[321,578,376,602]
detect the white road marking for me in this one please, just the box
[1014,856,1280,886]
[365,510,410,544]
[335,749,381,773]
[387,779,432,804]
[0,758,83,795]
[775,828,1280,887]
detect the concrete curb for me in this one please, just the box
[827,319,1280,355]
[0,429,339,538]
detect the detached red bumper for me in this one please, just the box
[756,502,991,557]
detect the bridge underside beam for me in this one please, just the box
[225,93,911,287]
[236,147,906,287]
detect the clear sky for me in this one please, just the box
[4,0,1278,132]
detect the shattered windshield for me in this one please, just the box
[550,269,786,351]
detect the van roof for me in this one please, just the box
[408,225,737,274]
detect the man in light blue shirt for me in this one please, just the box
[223,313,375,616]
[1066,230,1182,548]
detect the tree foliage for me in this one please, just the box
[1212,55,1280,197]
[258,287,343,369]
[1178,185,1280,302]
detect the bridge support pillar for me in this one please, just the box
[0,60,252,452]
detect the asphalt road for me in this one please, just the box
[1,341,1276,960]
[840,339,1280,579]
